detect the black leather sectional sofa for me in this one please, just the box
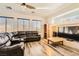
[12,31,41,42]
[0,31,41,56]
[53,32,79,41]
[0,32,23,56]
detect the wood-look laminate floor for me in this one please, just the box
[24,40,79,56]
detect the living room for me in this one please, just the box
[0,3,79,56]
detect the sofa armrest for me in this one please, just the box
[0,43,24,56]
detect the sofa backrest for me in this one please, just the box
[26,31,38,36]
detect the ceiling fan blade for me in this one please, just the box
[21,3,26,6]
[26,4,36,9]
[21,3,36,9]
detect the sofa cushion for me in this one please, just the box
[0,33,11,47]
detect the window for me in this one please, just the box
[0,17,6,32]
[0,16,15,32]
[0,16,31,32]
[65,27,68,33]
[17,18,30,31]
[32,20,37,31]
[23,20,30,31]
[36,21,41,32]
[6,17,14,32]
[32,20,41,32]
[12,20,17,32]
[59,27,64,33]
[18,19,24,31]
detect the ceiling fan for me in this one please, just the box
[21,3,36,9]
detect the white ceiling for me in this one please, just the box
[0,3,79,18]
[26,3,63,9]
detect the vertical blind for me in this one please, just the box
[17,18,30,31]
[32,20,41,32]
[0,16,41,32]
[7,17,14,32]
[0,17,6,32]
